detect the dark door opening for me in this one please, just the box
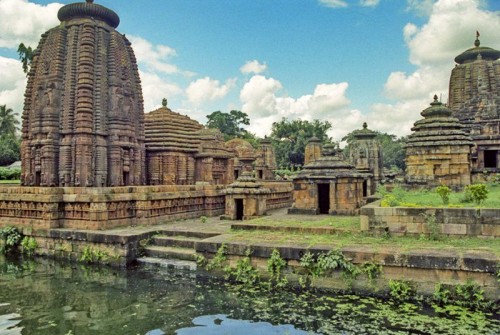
[35,171,41,186]
[258,170,263,179]
[123,171,130,186]
[235,199,244,220]
[317,184,330,214]
[234,170,239,180]
[363,180,368,197]
[484,150,498,168]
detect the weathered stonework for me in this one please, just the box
[448,35,500,172]
[405,96,473,189]
[21,0,145,187]
[222,171,270,220]
[289,144,367,215]
[304,136,322,165]
[348,123,384,195]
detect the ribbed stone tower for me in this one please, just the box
[405,96,473,188]
[21,0,145,187]
[304,136,322,165]
[448,33,500,170]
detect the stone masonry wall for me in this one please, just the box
[360,201,500,237]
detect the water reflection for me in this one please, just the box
[0,255,498,335]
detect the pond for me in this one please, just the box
[0,255,498,335]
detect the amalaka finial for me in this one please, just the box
[162,98,167,107]
[362,122,367,129]
[475,30,480,47]
[433,94,438,102]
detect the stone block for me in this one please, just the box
[442,224,467,235]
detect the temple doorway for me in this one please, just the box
[317,184,330,214]
[235,199,244,220]
[484,150,498,168]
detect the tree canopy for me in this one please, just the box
[0,105,20,137]
[270,118,334,168]
[18,43,33,75]
[206,110,258,146]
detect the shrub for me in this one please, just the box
[435,185,451,205]
[388,280,416,302]
[464,184,488,205]
[0,167,21,180]
[21,236,38,256]
[0,226,22,254]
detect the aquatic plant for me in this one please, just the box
[0,226,21,254]
[80,246,109,264]
[20,236,37,256]
[267,249,288,289]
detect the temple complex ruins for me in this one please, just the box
[21,0,145,187]
[448,34,500,172]
[405,96,473,188]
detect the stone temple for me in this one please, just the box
[448,34,500,172]
[21,0,145,187]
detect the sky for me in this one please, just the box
[0,0,499,143]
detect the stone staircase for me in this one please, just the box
[137,230,220,271]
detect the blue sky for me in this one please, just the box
[0,0,499,141]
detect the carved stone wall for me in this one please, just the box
[21,1,145,187]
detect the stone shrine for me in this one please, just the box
[348,123,383,195]
[405,96,473,188]
[21,0,145,187]
[289,144,367,215]
[304,136,322,165]
[448,34,500,171]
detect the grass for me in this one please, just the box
[382,184,500,208]
[227,229,500,257]
[247,215,359,230]
[0,180,20,184]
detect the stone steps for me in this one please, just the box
[144,245,198,262]
[152,235,201,249]
[136,256,196,271]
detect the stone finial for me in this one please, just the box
[162,98,167,107]
[433,94,438,102]
[475,31,480,47]
[362,122,367,129]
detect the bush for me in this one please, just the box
[464,184,488,205]
[435,185,451,205]
[0,167,21,180]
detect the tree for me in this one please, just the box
[0,134,20,166]
[270,118,334,168]
[206,110,251,141]
[342,130,406,171]
[18,43,33,74]
[0,105,20,137]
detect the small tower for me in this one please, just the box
[405,96,473,189]
[348,122,383,195]
[304,136,322,165]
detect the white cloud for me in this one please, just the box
[360,0,380,7]
[138,70,183,112]
[318,0,348,9]
[0,56,26,118]
[240,60,267,74]
[0,0,62,49]
[186,77,236,106]
[406,0,436,16]
[241,75,352,138]
[370,0,500,139]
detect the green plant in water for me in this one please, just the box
[454,280,485,310]
[361,262,382,284]
[435,185,451,205]
[432,283,452,306]
[0,226,22,254]
[388,279,415,302]
[421,212,440,241]
[80,246,109,264]
[20,236,37,256]
[464,184,488,205]
[267,249,288,289]
[206,243,228,271]
[224,250,260,287]
[200,216,208,223]
[299,250,359,288]
[195,254,207,267]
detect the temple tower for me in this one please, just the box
[405,96,473,189]
[21,0,145,187]
[304,136,322,165]
[448,33,500,171]
[348,122,383,195]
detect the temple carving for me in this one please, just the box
[21,0,145,187]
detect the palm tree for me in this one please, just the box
[0,105,20,137]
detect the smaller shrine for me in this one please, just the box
[348,123,383,195]
[222,171,270,220]
[289,144,367,215]
[405,96,473,188]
